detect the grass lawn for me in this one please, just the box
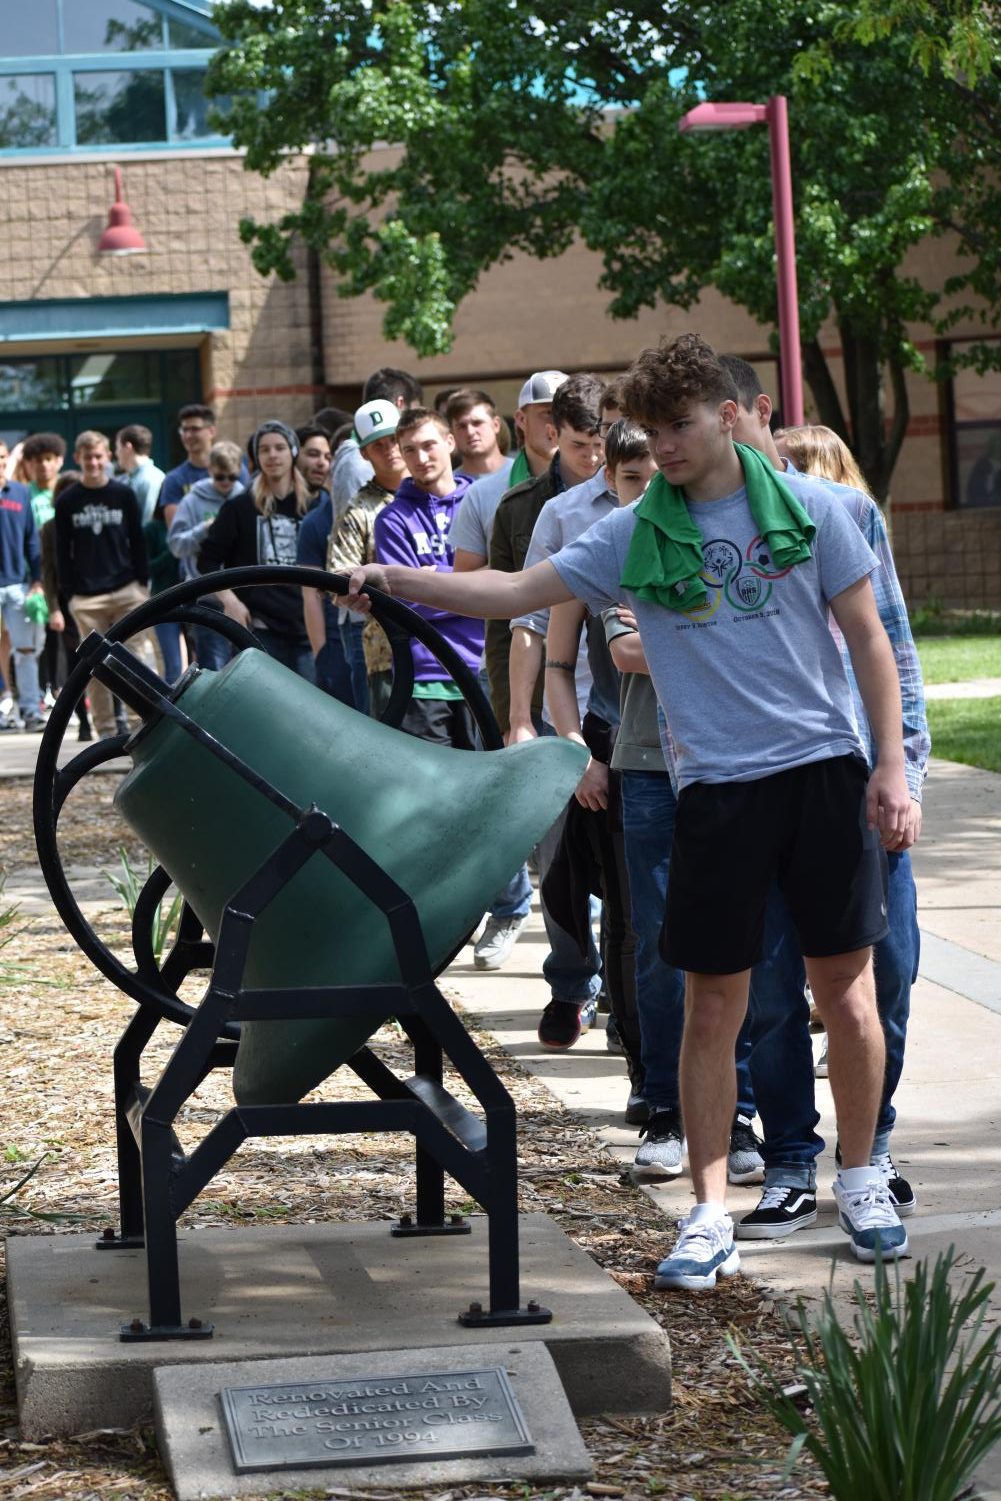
[927,697,1001,773]
[916,635,1001,684]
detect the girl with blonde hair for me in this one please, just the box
[777,424,872,497]
[197,420,315,681]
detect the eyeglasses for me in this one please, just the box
[210,472,237,484]
[180,424,210,436]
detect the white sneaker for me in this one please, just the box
[655,1213,739,1291]
[473,913,528,970]
[833,1175,908,1262]
[814,1031,829,1078]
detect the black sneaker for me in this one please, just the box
[736,1184,818,1240]
[835,1143,916,1217]
[624,1088,649,1126]
[871,1152,917,1216]
[727,1113,765,1184]
[537,997,596,1050]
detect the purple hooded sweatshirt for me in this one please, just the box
[373,474,485,683]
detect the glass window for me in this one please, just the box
[0,359,65,413]
[68,352,161,407]
[2,4,60,56]
[951,351,1001,509]
[63,0,165,54]
[171,69,227,140]
[164,350,201,405]
[168,18,215,49]
[74,69,166,144]
[0,75,58,150]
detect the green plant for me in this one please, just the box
[0,1152,88,1223]
[103,846,183,965]
[732,1248,1001,1500]
[0,868,31,985]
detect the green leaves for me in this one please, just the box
[209,0,1001,496]
[733,1248,1001,1501]
[102,847,183,967]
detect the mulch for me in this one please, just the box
[0,776,826,1500]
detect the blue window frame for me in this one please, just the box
[0,0,229,155]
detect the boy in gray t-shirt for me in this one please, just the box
[341,333,916,1290]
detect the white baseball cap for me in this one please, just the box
[353,398,400,448]
[517,370,568,408]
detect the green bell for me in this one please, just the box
[114,650,587,1104]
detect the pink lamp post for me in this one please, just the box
[678,97,804,427]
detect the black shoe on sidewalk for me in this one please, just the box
[736,1184,818,1239]
[537,995,597,1050]
[835,1142,916,1216]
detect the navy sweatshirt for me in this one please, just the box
[0,481,41,587]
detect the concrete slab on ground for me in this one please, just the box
[8,1214,670,1440]
[154,1341,591,1499]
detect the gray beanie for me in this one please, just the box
[250,419,300,466]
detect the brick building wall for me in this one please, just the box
[0,152,319,447]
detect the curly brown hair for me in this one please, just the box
[620,334,738,425]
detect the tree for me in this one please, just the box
[208,0,1001,501]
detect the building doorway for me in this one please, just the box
[0,346,202,470]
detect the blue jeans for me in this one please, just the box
[340,617,370,715]
[153,620,184,683]
[255,629,316,684]
[746,851,919,1189]
[0,582,41,715]
[490,862,533,922]
[314,631,355,706]
[621,770,755,1115]
[193,601,233,672]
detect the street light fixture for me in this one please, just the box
[678,97,804,427]
[98,165,148,256]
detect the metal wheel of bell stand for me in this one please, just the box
[32,566,551,1339]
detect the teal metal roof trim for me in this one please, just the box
[0,292,230,343]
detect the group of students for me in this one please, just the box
[0,335,928,1292]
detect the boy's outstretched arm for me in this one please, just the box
[342,559,574,619]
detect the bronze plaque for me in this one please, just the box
[221,1366,534,1473]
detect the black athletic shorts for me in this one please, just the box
[661,754,889,975]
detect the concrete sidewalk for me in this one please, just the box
[924,676,1001,700]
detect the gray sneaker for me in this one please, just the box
[473,913,528,970]
[727,1113,765,1185]
[633,1108,685,1179]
